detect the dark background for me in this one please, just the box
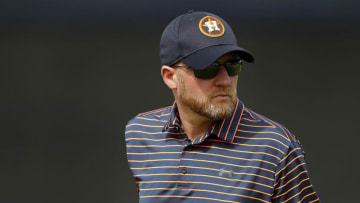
[1,1,359,202]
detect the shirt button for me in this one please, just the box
[181,167,187,174]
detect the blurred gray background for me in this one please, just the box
[1,0,359,202]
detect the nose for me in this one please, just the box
[214,66,232,86]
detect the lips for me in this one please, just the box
[215,94,230,97]
[212,93,231,99]
[213,92,231,97]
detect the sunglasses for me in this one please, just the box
[172,59,242,79]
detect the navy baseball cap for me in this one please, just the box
[160,10,254,70]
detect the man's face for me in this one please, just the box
[175,53,239,121]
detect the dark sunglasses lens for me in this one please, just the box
[194,65,220,79]
[225,60,242,76]
[193,60,242,79]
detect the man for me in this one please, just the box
[125,11,320,202]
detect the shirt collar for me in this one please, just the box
[210,98,244,142]
[162,101,182,133]
[163,99,245,143]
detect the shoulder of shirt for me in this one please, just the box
[126,106,172,126]
[239,107,302,146]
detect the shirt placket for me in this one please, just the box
[177,137,192,189]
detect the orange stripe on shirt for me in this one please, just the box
[235,136,288,148]
[246,110,257,120]
[224,100,239,141]
[126,137,187,142]
[125,130,184,135]
[281,184,313,203]
[129,159,185,163]
[180,158,275,174]
[139,180,272,196]
[275,170,308,190]
[133,165,274,181]
[217,119,226,138]
[128,152,182,155]
[140,195,239,203]
[183,151,278,167]
[237,129,290,143]
[298,191,317,203]
[232,102,245,142]
[135,173,273,189]
[130,157,274,173]
[138,107,170,116]
[308,197,320,203]
[194,144,282,160]
[131,166,179,170]
[135,117,168,122]
[279,147,302,163]
[275,155,304,177]
[241,117,261,122]
[272,178,310,199]
[127,144,184,148]
[140,187,270,202]
[126,123,164,128]
[274,163,306,187]
[206,138,285,154]
[239,122,275,128]
[253,113,291,142]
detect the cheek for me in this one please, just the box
[192,81,214,96]
[231,76,238,87]
[178,76,204,97]
[189,85,208,97]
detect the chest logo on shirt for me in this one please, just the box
[219,168,233,178]
[199,16,225,37]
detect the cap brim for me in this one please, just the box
[182,44,254,70]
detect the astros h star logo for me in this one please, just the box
[199,16,225,37]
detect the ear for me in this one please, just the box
[161,65,178,90]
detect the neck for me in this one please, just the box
[176,101,214,141]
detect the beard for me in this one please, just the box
[176,73,237,121]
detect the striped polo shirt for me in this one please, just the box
[125,99,320,202]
